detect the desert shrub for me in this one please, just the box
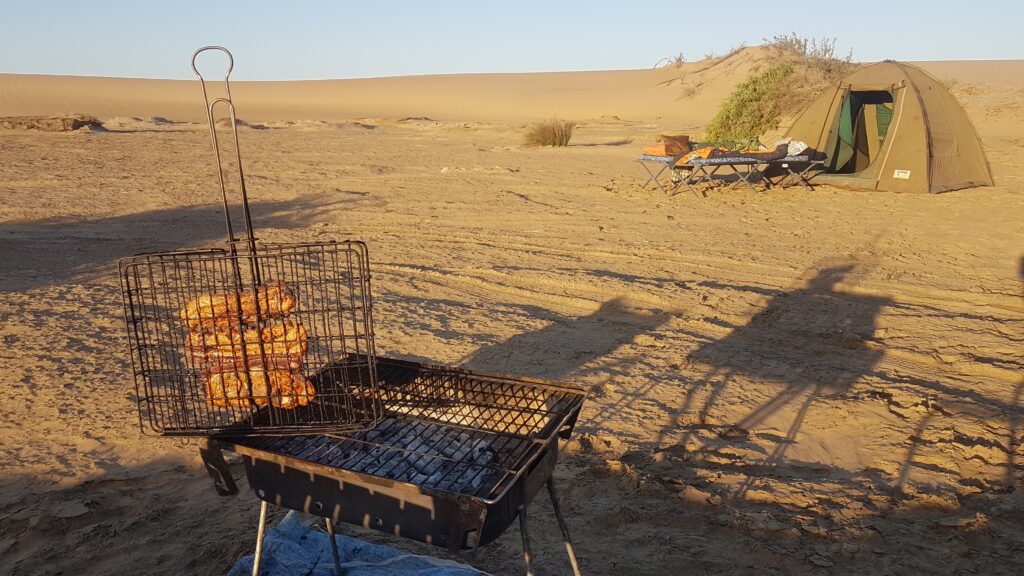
[654,52,686,69]
[768,33,853,82]
[724,43,747,60]
[765,33,855,115]
[215,117,251,128]
[524,118,576,147]
[0,114,103,132]
[699,43,747,63]
[704,63,793,142]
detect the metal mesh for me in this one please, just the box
[374,360,582,439]
[119,241,379,435]
[236,358,586,499]
[246,418,530,499]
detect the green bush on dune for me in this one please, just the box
[704,62,794,143]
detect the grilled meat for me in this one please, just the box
[205,369,316,409]
[187,319,308,357]
[180,281,296,331]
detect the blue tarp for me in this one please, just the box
[227,511,489,576]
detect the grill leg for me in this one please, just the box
[324,517,345,576]
[519,506,535,576]
[547,479,583,576]
[252,500,269,576]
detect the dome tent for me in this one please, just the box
[785,61,993,193]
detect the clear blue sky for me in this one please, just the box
[2,0,1020,80]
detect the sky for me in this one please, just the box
[1,0,1022,80]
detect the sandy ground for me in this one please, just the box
[1,49,1023,575]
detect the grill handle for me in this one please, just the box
[191,46,259,265]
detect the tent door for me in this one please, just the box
[827,90,895,174]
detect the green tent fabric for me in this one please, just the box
[830,90,855,171]
[875,103,893,139]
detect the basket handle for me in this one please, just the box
[191,46,257,252]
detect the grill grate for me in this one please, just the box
[373,359,582,439]
[232,357,585,499]
[244,418,530,499]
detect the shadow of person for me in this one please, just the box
[662,264,891,469]
[462,297,669,381]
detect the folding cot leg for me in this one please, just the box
[767,164,789,189]
[681,166,706,198]
[730,164,762,193]
[687,165,719,197]
[783,166,801,189]
[668,167,697,199]
[750,163,769,192]
[727,165,745,190]
[639,160,671,194]
[706,165,723,191]
[793,162,820,191]
[752,164,768,192]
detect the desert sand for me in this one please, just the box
[1,47,1023,575]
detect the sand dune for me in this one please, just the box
[2,46,1024,576]
[0,68,705,125]
[3,47,1020,125]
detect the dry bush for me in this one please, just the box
[765,33,855,115]
[654,52,687,69]
[700,43,747,63]
[724,43,748,59]
[0,114,103,132]
[524,118,576,147]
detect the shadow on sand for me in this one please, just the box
[462,297,669,381]
[0,195,372,292]
[657,263,891,489]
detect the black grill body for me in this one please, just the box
[206,357,585,552]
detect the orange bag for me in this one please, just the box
[643,143,667,156]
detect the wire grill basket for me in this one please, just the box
[119,47,379,436]
[120,242,380,435]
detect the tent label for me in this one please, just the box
[893,169,911,179]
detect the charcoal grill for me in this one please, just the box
[202,356,586,575]
[127,46,588,575]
